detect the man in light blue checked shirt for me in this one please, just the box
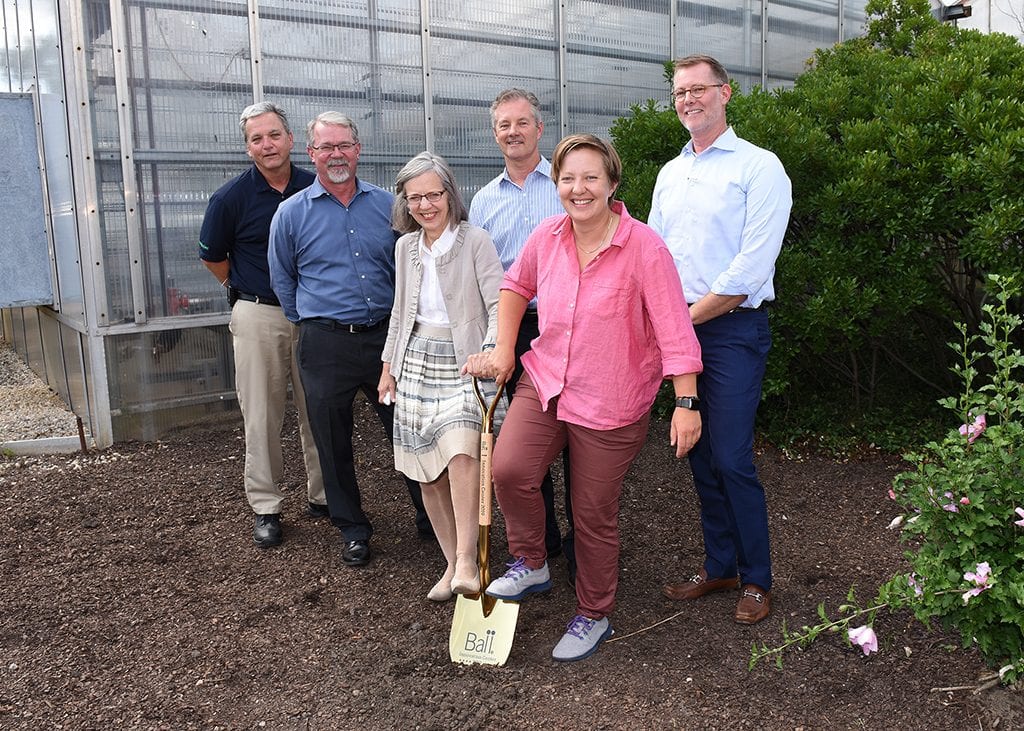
[469,88,575,581]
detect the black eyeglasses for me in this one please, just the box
[407,190,446,206]
[671,84,725,102]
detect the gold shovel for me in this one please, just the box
[448,378,519,666]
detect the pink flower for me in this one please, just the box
[959,496,970,506]
[1014,507,1024,528]
[848,625,878,656]
[962,562,992,604]
[959,413,986,444]
[942,492,959,512]
[887,488,896,501]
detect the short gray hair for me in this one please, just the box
[306,111,360,146]
[489,88,543,129]
[391,151,469,234]
[239,101,290,140]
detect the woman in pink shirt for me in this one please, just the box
[464,133,703,662]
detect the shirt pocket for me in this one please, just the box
[591,283,636,320]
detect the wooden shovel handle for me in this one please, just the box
[472,378,504,527]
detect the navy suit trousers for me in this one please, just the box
[689,308,773,591]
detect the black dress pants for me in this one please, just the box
[297,319,428,541]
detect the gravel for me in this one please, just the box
[0,343,79,443]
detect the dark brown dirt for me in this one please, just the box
[1,401,1021,729]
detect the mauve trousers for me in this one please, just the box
[491,374,649,619]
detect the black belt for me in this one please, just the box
[305,317,387,333]
[231,289,280,307]
[727,302,768,314]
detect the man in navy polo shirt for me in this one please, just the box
[268,111,430,568]
[199,101,326,548]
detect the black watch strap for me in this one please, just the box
[675,396,700,411]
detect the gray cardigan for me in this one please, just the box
[382,221,504,379]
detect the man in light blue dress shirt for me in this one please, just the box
[469,88,575,579]
[650,55,792,625]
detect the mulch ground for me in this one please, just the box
[1,401,1021,729]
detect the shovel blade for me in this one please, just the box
[448,593,520,666]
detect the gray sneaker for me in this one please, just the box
[484,557,551,601]
[552,615,613,662]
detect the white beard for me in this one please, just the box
[326,163,351,184]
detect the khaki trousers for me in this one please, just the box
[230,300,324,514]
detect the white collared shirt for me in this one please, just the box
[649,127,792,308]
[415,225,457,327]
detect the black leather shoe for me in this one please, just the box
[341,539,371,566]
[307,501,329,519]
[253,514,282,548]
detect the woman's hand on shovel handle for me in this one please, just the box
[463,348,514,386]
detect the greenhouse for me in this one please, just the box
[1,0,866,446]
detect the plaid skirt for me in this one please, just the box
[393,324,506,483]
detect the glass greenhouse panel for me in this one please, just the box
[40,311,67,403]
[39,91,86,321]
[136,162,251,319]
[565,0,669,139]
[676,0,762,90]
[844,1,869,41]
[260,3,424,156]
[766,0,839,89]
[124,2,252,150]
[84,0,120,149]
[105,325,234,441]
[96,160,133,324]
[428,0,559,168]
[429,0,555,40]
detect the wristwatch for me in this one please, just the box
[675,396,700,411]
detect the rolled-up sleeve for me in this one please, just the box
[710,153,792,298]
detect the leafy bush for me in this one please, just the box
[611,0,1024,428]
[878,275,1024,669]
[752,275,1024,682]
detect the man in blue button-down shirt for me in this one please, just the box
[469,88,575,580]
[650,55,792,626]
[269,111,429,567]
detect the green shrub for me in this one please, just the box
[613,0,1024,434]
[752,275,1024,682]
[878,275,1024,669]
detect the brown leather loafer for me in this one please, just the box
[662,568,740,601]
[734,584,771,624]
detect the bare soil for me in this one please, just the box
[1,402,1021,730]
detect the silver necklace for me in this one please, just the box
[575,215,616,255]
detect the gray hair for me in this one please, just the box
[391,151,469,234]
[489,88,543,129]
[306,111,360,146]
[239,101,290,140]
